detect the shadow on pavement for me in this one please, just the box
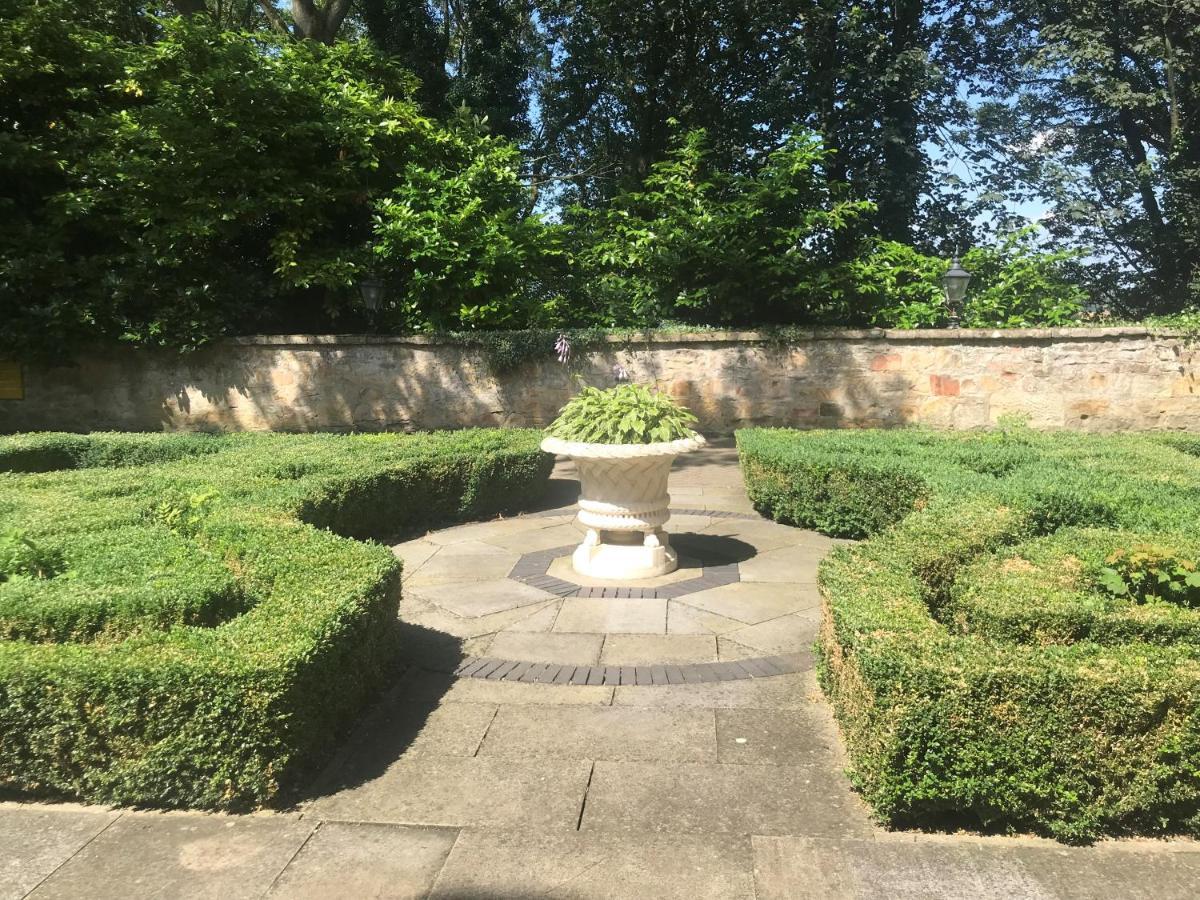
[297,618,464,803]
[672,532,758,565]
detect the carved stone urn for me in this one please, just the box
[540,434,707,579]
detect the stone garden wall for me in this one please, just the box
[1,328,1197,434]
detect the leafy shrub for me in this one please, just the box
[151,491,221,538]
[0,429,553,809]
[0,530,63,582]
[0,6,559,360]
[856,227,1088,329]
[567,128,873,327]
[737,438,928,539]
[947,529,1200,646]
[0,524,245,643]
[545,384,699,444]
[1100,544,1200,608]
[738,426,1200,842]
[0,432,231,474]
[1023,487,1117,534]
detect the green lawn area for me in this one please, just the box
[0,430,552,810]
[737,426,1200,842]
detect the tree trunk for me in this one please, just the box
[875,0,925,242]
[290,0,354,43]
[173,0,210,16]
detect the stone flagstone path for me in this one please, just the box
[3,441,1199,898]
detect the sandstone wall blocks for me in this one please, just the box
[4,328,1197,433]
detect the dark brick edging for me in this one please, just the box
[528,506,760,520]
[509,544,741,600]
[451,652,811,686]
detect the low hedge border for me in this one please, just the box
[947,528,1200,647]
[737,427,1200,843]
[0,429,553,809]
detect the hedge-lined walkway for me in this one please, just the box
[3,441,1199,898]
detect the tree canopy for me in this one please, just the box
[1,0,1196,357]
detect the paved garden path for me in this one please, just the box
[4,441,1199,898]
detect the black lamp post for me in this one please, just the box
[941,257,972,328]
[359,277,385,312]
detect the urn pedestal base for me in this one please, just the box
[571,529,677,580]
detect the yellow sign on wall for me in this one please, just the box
[0,361,23,400]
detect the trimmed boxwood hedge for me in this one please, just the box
[737,427,1200,842]
[0,429,552,809]
[948,528,1200,647]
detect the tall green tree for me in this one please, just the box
[534,0,961,246]
[0,5,557,358]
[358,0,536,141]
[783,0,939,242]
[358,0,451,110]
[534,0,789,205]
[966,0,1200,312]
[173,0,354,41]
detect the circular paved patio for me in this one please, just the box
[391,442,837,683]
[394,499,829,685]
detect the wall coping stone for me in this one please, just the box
[225,326,1174,349]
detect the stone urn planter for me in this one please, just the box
[541,434,707,579]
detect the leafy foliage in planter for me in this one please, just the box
[0,429,552,810]
[738,426,1200,842]
[545,384,699,444]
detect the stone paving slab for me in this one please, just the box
[581,761,876,838]
[717,636,766,660]
[309,756,593,829]
[738,544,826,582]
[394,669,616,706]
[599,633,719,665]
[402,541,520,586]
[398,592,557,640]
[424,516,544,546]
[612,669,820,709]
[1013,840,1200,900]
[0,805,119,900]
[409,578,554,617]
[553,596,668,634]
[477,705,717,762]
[716,707,843,766]
[727,612,821,655]
[313,701,499,790]
[751,835,1200,900]
[482,522,584,554]
[667,600,748,635]
[676,582,820,625]
[497,600,562,633]
[485,630,604,665]
[264,822,457,899]
[699,519,802,552]
[390,539,439,580]
[27,812,312,900]
[429,829,756,900]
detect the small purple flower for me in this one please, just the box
[554,333,571,365]
[612,364,630,382]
